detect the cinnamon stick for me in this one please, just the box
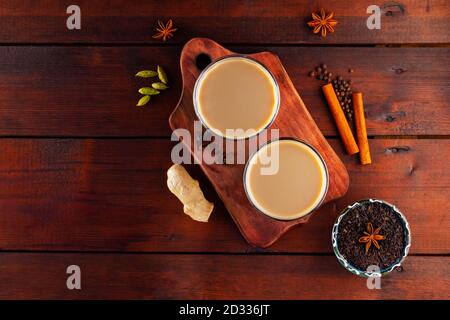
[321,84,359,155]
[353,92,372,165]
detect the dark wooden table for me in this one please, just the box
[0,0,448,299]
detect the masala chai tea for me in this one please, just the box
[194,56,279,139]
[244,139,328,220]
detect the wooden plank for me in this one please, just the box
[0,0,448,44]
[0,46,448,136]
[0,253,447,299]
[0,138,448,253]
[0,46,182,137]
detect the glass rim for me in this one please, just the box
[243,137,330,221]
[193,54,281,141]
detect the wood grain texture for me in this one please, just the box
[0,0,447,301]
[0,0,448,44]
[169,38,349,247]
[0,46,448,137]
[0,253,447,299]
[0,138,448,253]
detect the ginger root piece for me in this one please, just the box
[167,164,214,222]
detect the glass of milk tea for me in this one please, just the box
[244,138,329,220]
[193,55,280,140]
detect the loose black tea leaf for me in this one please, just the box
[337,201,406,271]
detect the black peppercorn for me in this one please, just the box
[310,64,356,121]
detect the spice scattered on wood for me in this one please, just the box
[138,87,160,95]
[152,82,169,90]
[157,65,168,84]
[322,84,359,155]
[135,65,169,106]
[152,19,177,41]
[358,222,386,253]
[332,77,354,122]
[353,92,372,165]
[309,64,354,121]
[136,95,150,107]
[309,64,374,164]
[307,9,338,37]
[135,70,158,78]
[167,164,214,222]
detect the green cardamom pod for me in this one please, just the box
[135,70,158,78]
[139,87,160,95]
[152,82,169,90]
[157,65,168,84]
[136,95,150,106]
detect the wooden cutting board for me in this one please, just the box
[169,38,349,247]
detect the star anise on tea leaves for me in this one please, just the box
[152,19,177,41]
[358,222,386,253]
[307,9,338,37]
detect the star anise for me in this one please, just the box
[307,9,338,37]
[358,222,386,253]
[152,19,177,41]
